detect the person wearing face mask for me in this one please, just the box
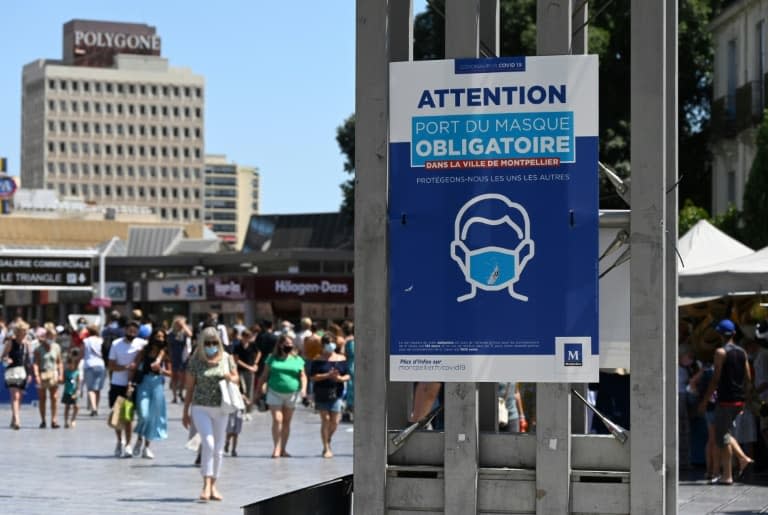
[131,328,172,459]
[182,326,239,501]
[310,334,350,458]
[255,334,307,458]
[33,326,63,429]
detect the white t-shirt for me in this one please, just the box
[108,337,147,386]
[83,335,105,369]
[295,329,312,354]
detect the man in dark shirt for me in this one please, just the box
[234,330,259,412]
[255,320,278,371]
[699,319,754,484]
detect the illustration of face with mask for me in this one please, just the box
[450,193,535,302]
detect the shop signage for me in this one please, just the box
[0,256,92,288]
[388,56,600,382]
[208,278,248,300]
[147,278,205,301]
[74,31,161,51]
[95,282,127,302]
[252,276,353,302]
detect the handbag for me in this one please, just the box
[498,396,510,426]
[120,398,135,422]
[219,355,245,415]
[108,396,126,428]
[4,366,27,386]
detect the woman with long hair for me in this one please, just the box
[310,333,350,458]
[256,334,307,458]
[168,317,192,403]
[2,321,31,430]
[132,328,172,458]
[182,326,239,501]
[33,325,63,429]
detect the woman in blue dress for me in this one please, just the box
[132,328,172,458]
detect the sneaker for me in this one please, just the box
[123,445,133,458]
[142,447,155,459]
[244,413,252,422]
[132,443,142,458]
[114,442,124,457]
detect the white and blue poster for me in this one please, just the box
[389,56,599,382]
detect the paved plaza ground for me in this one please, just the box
[0,398,353,514]
[4,396,768,514]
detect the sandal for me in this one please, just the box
[51,422,60,429]
[738,459,754,480]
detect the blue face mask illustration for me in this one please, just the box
[450,193,535,303]
[467,247,517,286]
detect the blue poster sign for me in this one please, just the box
[388,56,599,382]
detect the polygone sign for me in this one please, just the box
[74,30,161,52]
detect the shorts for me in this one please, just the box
[62,392,77,405]
[266,388,301,409]
[38,371,59,390]
[84,367,106,391]
[109,384,129,408]
[315,398,343,413]
[734,410,757,444]
[714,404,742,448]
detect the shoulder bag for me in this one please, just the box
[219,354,245,415]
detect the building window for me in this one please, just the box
[72,81,78,92]
[106,103,112,114]
[95,82,102,93]
[727,39,738,118]
[60,100,67,112]
[140,85,146,95]
[106,83,113,93]
[161,187,168,198]
[82,163,90,175]
[128,104,134,115]
[117,104,123,115]
[93,164,100,175]
[757,21,766,114]
[71,101,78,112]
[105,124,112,135]
[93,184,101,195]
[139,125,146,136]
[150,166,157,177]
[48,100,55,111]
[82,142,89,154]
[127,186,134,197]
[160,207,167,218]
[83,82,90,93]
[59,162,66,174]
[105,164,112,176]
[195,108,202,118]
[117,84,124,94]
[162,86,169,96]
[128,84,135,95]
[59,183,66,195]
[196,88,202,98]
[105,185,112,196]
[70,163,78,175]
[117,124,124,135]
[71,121,78,133]
[94,102,101,113]
[49,80,55,90]
[59,142,66,152]
[139,166,146,177]
[727,171,736,205]
[80,184,88,195]
[48,141,54,152]
[128,125,134,136]
[60,80,67,90]
[94,123,101,134]
[83,122,90,133]
[150,187,156,198]
[116,186,123,196]
[83,101,89,113]
[47,162,54,174]
[116,165,123,177]
[140,104,146,115]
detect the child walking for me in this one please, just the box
[224,387,247,457]
[63,355,81,428]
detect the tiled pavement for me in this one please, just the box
[4,395,768,514]
[0,397,353,514]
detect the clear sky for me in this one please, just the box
[2,1,428,214]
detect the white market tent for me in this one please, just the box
[679,244,768,298]
[676,220,756,304]
[677,219,753,272]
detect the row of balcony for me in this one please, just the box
[711,78,767,139]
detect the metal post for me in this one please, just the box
[665,1,679,513]
[536,2,573,513]
[477,1,501,435]
[572,0,588,55]
[630,0,668,513]
[386,0,415,435]
[444,2,480,513]
[98,236,120,327]
[353,0,391,512]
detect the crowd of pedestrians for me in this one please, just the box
[0,310,355,502]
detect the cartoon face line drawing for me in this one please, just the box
[450,193,535,302]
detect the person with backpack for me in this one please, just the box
[101,310,125,383]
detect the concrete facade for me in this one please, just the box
[21,20,205,224]
[203,154,259,248]
[710,0,768,214]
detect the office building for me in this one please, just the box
[21,19,205,222]
[204,154,259,247]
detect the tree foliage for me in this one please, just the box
[338,0,723,219]
[336,115,355,222]
[741,111,768,248]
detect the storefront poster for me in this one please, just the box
[147,278,206,301]
[388,56,599,382]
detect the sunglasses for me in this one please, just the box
[203,340,219,347]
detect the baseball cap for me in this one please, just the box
[716,319,736,335]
